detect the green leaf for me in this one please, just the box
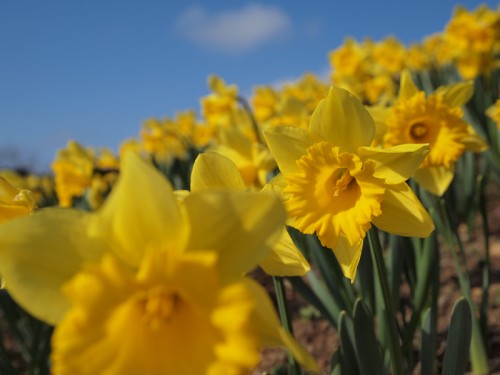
[442,298,472,375]
[338,311,361,375]
[353,298,384,375]
[329,350,342,375]
[420,308,436,375]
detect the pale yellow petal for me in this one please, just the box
[0,205,32,225]
[183,190,285,281]
[208,144,251,172]
[90,152,188,267]
[244,279,319,372]
[366,106,391,146]
[0,209,108,325]
[265,174,287,192]
[263,126,316,174]
[191,152,245,192]
[435,81,474,107]
[366,105,391,124]
[373,183,434,237]
[413,166,455,196]
[309,86,375,152]
[358,144,429,184]
[332,235,363,281]
[259,229,310,276]
[399,70,419,101]
[216,128,253,159]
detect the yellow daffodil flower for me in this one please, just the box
[201,75,240,128]
[140,118,188,162]
[0,152,317,374]
[191,151,310,276]
[264,86,434,280]
[51,141,95,207]
[374,71,488,196]
[0,176,35,224]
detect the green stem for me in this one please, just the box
[402,233,438,354]
[367,229,402,375]
[272,276,302,375]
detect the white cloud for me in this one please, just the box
[175,4,292,54]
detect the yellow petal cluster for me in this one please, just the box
[264,87,434,280]
[443,5,500,79]
[252,74,329,129]
[329,37,412,105]
[51,140,119,208]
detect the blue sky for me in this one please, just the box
[0,1,496,171]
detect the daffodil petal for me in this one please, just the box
[91,152,188,267]
[0,205,32,225]
[208,145,252,173]
[462,125,489,152]
[244,278,319,372]
[259,229,310,276]
[310,87,375,152]
[366,105,391,124]
[184,190,285,281]
[413,166,454,196]
[332,235,363,281]
[399,71,419,101]
[0,209,107,325]
[366,106,391,145]
[373,183,434,237]
[216,127,253,159]
[265,174,286,192]
[358,144,429,184]
[263,126,316,174]
[191,152,245,192]
[435,81,474,107]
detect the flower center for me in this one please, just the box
[409,122,428,139]
[331,168,354,197]
[141,288,180,328]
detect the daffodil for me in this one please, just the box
[0,176,35,224]
[264,86,434,280]
[0,152,317,374]
[51,141,95,207]
[191,151,310,276]
[373,71,488,196]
